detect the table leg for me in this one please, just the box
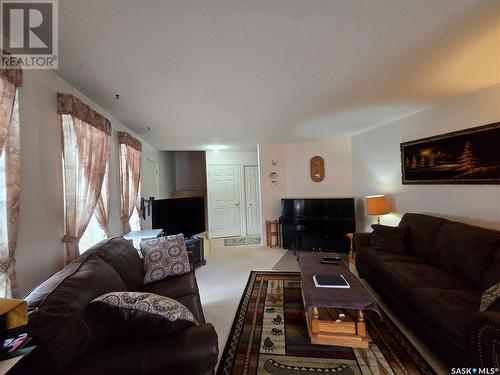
[356,309,366,337]
[312,307,320,320]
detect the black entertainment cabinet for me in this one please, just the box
[151,197,207,268]
[279,198,356,253]
[185,236,206,268]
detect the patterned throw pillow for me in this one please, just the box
[92,291,198,325]
[480,282,500,311]
[140,234,190,284]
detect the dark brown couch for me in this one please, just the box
[354,213,500,368]
[21,237,218,375]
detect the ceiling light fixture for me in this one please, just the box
[206,145,226,153]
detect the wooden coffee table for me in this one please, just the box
[298,252,380,348]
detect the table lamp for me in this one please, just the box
[365,195,389,224]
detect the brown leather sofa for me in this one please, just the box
[21,237,219,375]
[354,213,500,368]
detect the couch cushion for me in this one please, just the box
[484,249,500,291]
[25,255,128,372]
[357,246,425,274]
[370,224,408,253]
[376,262,473,301]
[409,288,482,352]
[175,294,206,324]
[81,237,144,291]
[399,213,448,261]
[141,271,199,300]
[431,222,500,290]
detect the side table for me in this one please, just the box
[265,220,282,248]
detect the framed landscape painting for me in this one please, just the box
[401,122,500,184]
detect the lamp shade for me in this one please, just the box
[365,195,389,216]
[0,298,27,329]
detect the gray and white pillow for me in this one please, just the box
[140,234,190,284]
[92,291,198,325]
[480,282,500,311]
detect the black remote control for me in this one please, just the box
[320,260,339,265]
[323,256,341,261]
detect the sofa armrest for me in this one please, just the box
[353,232,371,251]
[67,323,218,375]
[187,250,195,271]
[469,311,500,367]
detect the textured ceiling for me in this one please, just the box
[57,0,500,150]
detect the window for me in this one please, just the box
[117,131,142,235]
[59,93,112,263]
[78,162,110,254]
[79,213,107,253]
[130,206,141,232]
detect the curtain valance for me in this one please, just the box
[0,69,22,87]
[57,93,111,135]
[117,131,142,151]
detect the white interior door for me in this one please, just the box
[244,166,261,235]
[208,165,241,238]
[144,158,159,199]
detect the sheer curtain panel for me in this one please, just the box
[117,131,142,234]
[58,93,111,264]
[0,67,22,298]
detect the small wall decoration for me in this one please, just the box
[310,156,325,182]
[401,122,500,184]
[269,172,278,186]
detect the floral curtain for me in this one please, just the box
[0,68,22,298]
[118,131,142,234]
[58,94,111,264]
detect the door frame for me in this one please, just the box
[207,163,262,239]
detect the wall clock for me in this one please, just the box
[310,156,325,182]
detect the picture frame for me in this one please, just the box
[400,122,500,184]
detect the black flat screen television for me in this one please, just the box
[151,197,205,238]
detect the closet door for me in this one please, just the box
[208,165,241,238]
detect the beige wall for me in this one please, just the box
[258,138,354,242]
[352,84,500,232]
[16,70,164,297]
[206,150,258,166]
[285,137,353,198]
[175,151,206,191]
[157,151,176,199]
[258,144,288,241]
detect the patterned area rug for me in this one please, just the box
[217,271,435,375]
[224,236,262,246]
